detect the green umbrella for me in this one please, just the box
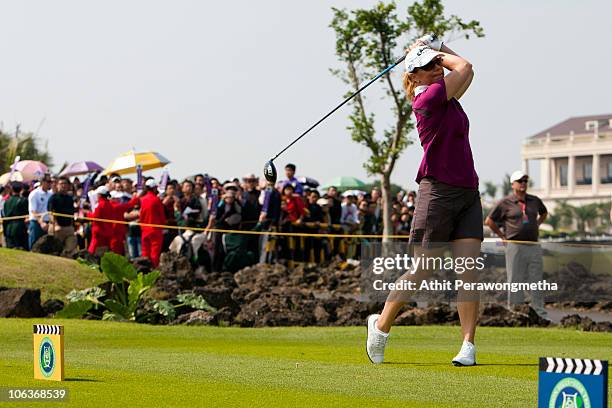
[321,176,367,191]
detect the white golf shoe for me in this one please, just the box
[366,314,389,364]
[452,340,476,366]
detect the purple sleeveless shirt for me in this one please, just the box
[412,78,479,189]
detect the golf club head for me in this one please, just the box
[263,160,277,183]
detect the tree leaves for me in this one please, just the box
[100,252,137,283]
[55,300,93,319]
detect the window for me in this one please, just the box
[604,162,612,184]
[583,162,592,184]
[559,164,568,187]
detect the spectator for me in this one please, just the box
[304,190,323,223]
[397,206,412,236]
[340,194,359,230]
[169,214,210,271]
[28,174,53,249]
[281,184,305,224]
[110,176,122,192]
[125,204,141,259]
[406,190,417,208]
[193,182,209,227]
[212,186,242,271]
[109,191,139,255]
[120,178,134,195]
[47,176,78,257]
[194,174,205,187]
[2,182,29,249]
[139,179,166,267]
[326,186,342,225]
[359,200,378,235]
[179,179,202,215]
[282,163,304,196]
[161,183,178,251]
[88,186,113,256]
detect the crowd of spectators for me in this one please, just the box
[0,163,418,271]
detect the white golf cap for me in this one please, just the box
[95,186,109,196]
[110,190,123,199]
[145,179,158,188]
[405,46,441,73]
[510,170,528,183]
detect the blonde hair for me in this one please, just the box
[402,71,418,99]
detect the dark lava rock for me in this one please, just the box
[42,298,65,316]
[31,235,63,256]
[0,288,45,317]
[131,257,153,273]
[479,303,549,327]
[560,314,612,332]
[172,310,218,326]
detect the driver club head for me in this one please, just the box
[263,160,277,183]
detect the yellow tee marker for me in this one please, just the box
[33,325,64,381]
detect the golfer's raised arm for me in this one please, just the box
[439,50,473,100]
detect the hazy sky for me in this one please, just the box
[1,0,610,191]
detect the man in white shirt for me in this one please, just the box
[28,175,53,249]
[340,194,359,227]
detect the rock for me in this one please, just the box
[131,257,153,273]
[42,298,65,316]
[558,314,611,332]
[31,235,63,256]
[194,286,235,310]
[592,322,612,332]
[479,303,548,327]
[157,252,195,296]
[172,310,217,326]
[595,301,612,311]
[313,305,330,324]
[559,314,582,328]
[0,288,45,317]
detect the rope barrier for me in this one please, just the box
[1,211,610,246]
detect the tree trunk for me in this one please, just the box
[381,172,393,243]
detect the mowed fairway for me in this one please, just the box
[0,319,610,407]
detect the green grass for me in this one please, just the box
[0,248,105,301]
[0,319,610,407]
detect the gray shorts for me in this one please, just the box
[410,177,484,244]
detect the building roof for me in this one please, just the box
[529,113,612,139]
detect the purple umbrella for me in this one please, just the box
[59,161,104,177]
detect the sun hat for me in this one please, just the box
[405,46,441,73]
[145,179,158,188]
[95,186,109,196]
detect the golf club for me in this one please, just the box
[263,54,406,183]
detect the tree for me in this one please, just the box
[483,181,497,200]
[330,0,483,239]
[0,126,52,174]
[501,173,512,196]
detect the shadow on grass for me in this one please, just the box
[384,362,538,367]
[65,378,103,382]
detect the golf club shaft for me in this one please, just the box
[271,54,406,161]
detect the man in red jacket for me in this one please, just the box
[139,179,166,267]
[88,186,114,256]
[109,191,139,255]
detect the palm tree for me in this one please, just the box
[483,181,497,200]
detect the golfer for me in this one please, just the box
[366,35,482,366]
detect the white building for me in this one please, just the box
[521,114,612,211]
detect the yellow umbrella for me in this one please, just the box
[103,150,170,175]
[0,171,24,185]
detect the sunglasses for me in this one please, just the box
[516,178,529,184]
[416,57,441,72]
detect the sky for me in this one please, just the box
[1,0,611,192]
